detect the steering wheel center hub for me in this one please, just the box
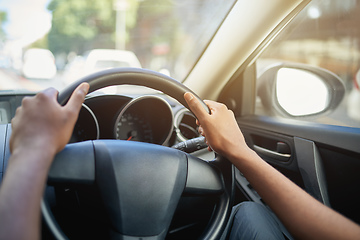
[94,140,187,238]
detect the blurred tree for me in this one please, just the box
[48,0,115,54]
[46,0,182,73]
[47,0,139,54]
[129,0,179,70]
[0,11,7,40]
[30,35,49,49]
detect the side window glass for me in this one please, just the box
[256,0,360,128]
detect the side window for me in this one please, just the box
[255,0,360,128]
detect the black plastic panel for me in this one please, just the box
[319,147,360,224]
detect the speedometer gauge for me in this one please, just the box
[115,112,153,143]
[113,96,174,145]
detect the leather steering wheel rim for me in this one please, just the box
[58,67,210,115]
[43,68,234,240]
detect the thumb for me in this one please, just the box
[65,83,90,114]
[184,92,209,121]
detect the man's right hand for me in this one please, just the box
[184,92,252,160]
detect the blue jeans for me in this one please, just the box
[223,202,293,240]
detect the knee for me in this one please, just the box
[229,202,285,240]
[233,202,268,227]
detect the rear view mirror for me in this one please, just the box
[257,62,345,117]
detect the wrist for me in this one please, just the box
[10,141,57,167]
[11,135,58,153]
[226,145,260,167]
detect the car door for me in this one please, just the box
[219,0,360,225]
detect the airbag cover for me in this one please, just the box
[94,140,187,237]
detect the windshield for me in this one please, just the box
[0,0,235,92]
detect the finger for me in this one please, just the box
[42,87,59,97]
[203,100,227,114]
[38,88,59,103]
[65,83,90,114]
[14,106,21,116]
[198,126,205,136]
[184,92,209,121]
[22,88,58,106]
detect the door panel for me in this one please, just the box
[237,115,360,224]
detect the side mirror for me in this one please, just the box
[257,62,345,117]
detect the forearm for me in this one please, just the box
[0,84,88,240]
[0,148,55,240]
[183,94,360,239]
[230,148,360,240]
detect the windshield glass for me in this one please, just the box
[0,0,235,92]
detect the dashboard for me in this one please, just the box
[0,90,214,178]
[70,92,201,147]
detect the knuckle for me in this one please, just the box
[10,117,16,126]
[37,88,57,101]
[15,106,21,114]
[36,91,49,100]
[21,96,32,105]
[219,103,228,110]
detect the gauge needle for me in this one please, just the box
[127,136,133,141]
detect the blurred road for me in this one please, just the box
[0,69,65,92]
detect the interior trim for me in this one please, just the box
[238,115,360,154]
[185,0,310,100]
[294,137,331,206]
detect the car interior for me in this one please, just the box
[0,0,359,239]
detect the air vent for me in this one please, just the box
[174,108,200,142]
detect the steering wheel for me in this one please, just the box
[42,68,234,240]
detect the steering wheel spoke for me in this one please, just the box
[48,141,95,186]
[185,155,224,195]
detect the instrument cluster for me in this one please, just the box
[70,94,198,146]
